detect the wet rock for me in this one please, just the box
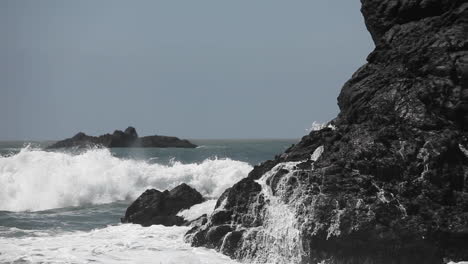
[121,183,204,227]
[47,126,197,149]
[206,225,233,247]
[219,231,244,256]
[185,1,468,263]
[184,214,208,227]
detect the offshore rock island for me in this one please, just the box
[184,0,468,263]
[47,126,197,149]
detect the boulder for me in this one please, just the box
[121,183,204,227]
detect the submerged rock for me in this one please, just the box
[185,1,468,263]
[122,183,204,227]
[47,126,197,149]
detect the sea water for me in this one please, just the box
[0,139,296,263]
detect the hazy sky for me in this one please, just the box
[1,1,373,140]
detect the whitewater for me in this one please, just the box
[0,147,251,212]
[0,139,295,263]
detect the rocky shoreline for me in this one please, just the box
[181,1,468,263]
[47,126,197,149]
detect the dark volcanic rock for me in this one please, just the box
[121,183,204,227]
[47,126,197,149]
[185,1,468,263]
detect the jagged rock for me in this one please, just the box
[124,126,138,138]
[47,126,197,149]
[121,183,204,227]
[185,1,468,263]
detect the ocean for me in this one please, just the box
[0,139,297,263]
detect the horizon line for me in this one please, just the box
[0,137,301,142]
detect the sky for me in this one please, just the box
[1,0,374,140]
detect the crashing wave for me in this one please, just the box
[0,147,252,212]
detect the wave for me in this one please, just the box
[0,147,252,212]
[196,145,227,149]
[0,224,239,264]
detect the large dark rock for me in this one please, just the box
[185,1,468,263]
[47,126,197,149]
[121,183,204,227]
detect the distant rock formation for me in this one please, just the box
[185,1,468,263]
[121,183,204,227]
[46,126,197,149]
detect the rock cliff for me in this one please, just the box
[47,126,197,149]
[185,1,468,263]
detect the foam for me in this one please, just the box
[306,121,336,132]
[310,146,324,162]
[0,147,252,212]
[0,224,239,264]
[177,199,217,221]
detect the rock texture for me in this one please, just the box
[47,126,197,149]
[122,183,204,227]
[185,1,468,263]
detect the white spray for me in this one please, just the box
[0,147,252,212]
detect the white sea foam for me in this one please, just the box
[177,199,217,221]
[0,224,239,264]
[0,147,252,212]
[311,145,324,162]
[306,121,336,133]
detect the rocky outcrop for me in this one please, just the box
[47,126,197,149]
[121,183,204,227]
[185,1,468,263]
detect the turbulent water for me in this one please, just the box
[0,139,296,263]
